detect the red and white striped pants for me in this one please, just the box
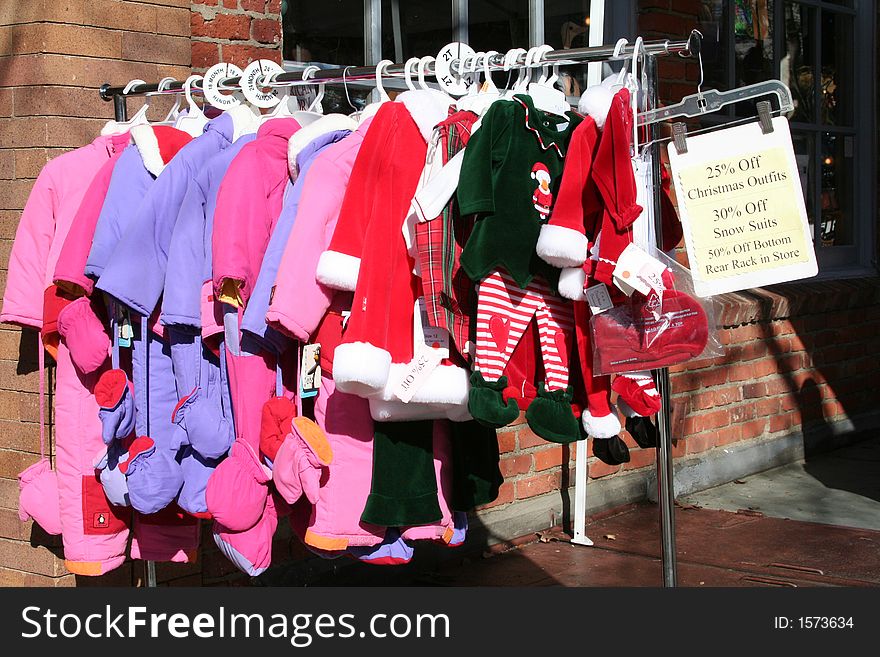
[475,269,573,391]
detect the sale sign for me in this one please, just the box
[667,116,817,297]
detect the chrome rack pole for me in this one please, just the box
[644,53,678,588]
[99,35,697,101]
[109,94,157,590]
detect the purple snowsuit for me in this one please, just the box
[240,123,354,353]
[95,113,258,554]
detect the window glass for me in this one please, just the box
[781,3,816,124]
[381,0,453,62]
[820,11,852,126]
[467,0,529,54]
[698,0,730,93]
[819,132,853,246]
[282,0,365,66]
[544,0,592,99]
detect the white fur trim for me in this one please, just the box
[536,224,589,268]
[557,267,588,302]
[100,120,129,136]
[398,89,454,142]
[130,124,165,177]
[369,398,472,422]
[382,363,469,405]
[226,103,261,142]
[316,250,360,291]
[617,397,643,418]
[288,114,357,178]
[577,84,614,129]
[332,342,392,397]
[582,407,621,438]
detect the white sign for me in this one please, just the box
[667,116,817,297]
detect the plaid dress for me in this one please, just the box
[414,109,478,361]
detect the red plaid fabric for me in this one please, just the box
[415,109,478,361]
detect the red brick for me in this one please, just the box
[623,447,655,471]
[496,430,516,454]
[516,425,546,450]
[769,413,794,433]
[266,0,281,13]
[515,472,560,499]
[221,0,238,8]
[240,0,267,10]
[121,32,190,66]
[713,424,743,447]
[0,180,35,210]
[728,323,767,343]
[222,43,280,67]
[755,397,780,416]
[0,152,12,180]
[251,18,280,44]
[587,457,620,479]
[192,0,219,5]
[13,86,105,119]
[533,445,564,471]
[0,89,12,118]
[740,419,767,440]
[729,404,757,424]
[0,23,123,59]
[477,481,514,510]
[499,454,531,477]
[192,12,251,40]
[686,434,714,454]
[822,400,846,419]
[192,40,220,70]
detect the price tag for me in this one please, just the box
[585,284,613,315]
[299,343,321,399]
[668,117,817,297]
[612,243,667,296]
[393,345,444,403]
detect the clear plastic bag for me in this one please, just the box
[590,246,723,375]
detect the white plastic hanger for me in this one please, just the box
[114,79,152,129]
[513,47,536,95]
[151,77,182,126]
[404,57,420,92]
[527,44,570,116]
[291,67,324,125]
[374,59,394,103]
[174,75,210,137]
[417,56,435,91]
[500,48,526,99]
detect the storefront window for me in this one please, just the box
[467,0,530,54]
[381,1,453,62]
[692,0,869,273]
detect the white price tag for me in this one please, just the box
[613,244,666,296]
[585,284,614,315]
[393,346,444,403]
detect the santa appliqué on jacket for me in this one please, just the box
[531,162,553,220]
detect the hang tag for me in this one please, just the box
[585,284,614,315]
[637,260,667,296]
[118,311,132,348]
[415,298,449,359]
[394,345,444,403]
[613,243,666,296]
[299,343,321,399]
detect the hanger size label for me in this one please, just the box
[203,63,244,109]
[668,117,817,297]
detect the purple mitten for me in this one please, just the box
[177,446,224,517]
[95,369,136,445]
[205,440,270,532]
[348,528,414,566]
[123,437,185,515]
[94,441,132,507]
[17,459,62,535]
[172,386,235,460]
[212,492,279,577]
[272,417,332,506]
[56,296,110,375]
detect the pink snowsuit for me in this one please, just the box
[266,118,386,549]
[1,132,131,576]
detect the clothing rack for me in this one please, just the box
[101,31,702,589]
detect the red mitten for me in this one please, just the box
[613,371,662,417]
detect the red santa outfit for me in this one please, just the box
[317,90,470,421]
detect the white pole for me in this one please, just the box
[571,0,605,548]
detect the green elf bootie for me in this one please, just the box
[467,371,520,428]
[525,382,580,444]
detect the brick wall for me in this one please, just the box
[191,0,282,71]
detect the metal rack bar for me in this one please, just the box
[100,34,698,101]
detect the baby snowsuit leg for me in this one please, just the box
[572,300,621,438]
[360,420,443,528]
[53,341,130,575]
[127,321,198,563]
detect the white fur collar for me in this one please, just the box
[129,124,166,177]
[225,103,261,142]
[100,120,129,136]
[287,113,357,179]
[397,89,454,142]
